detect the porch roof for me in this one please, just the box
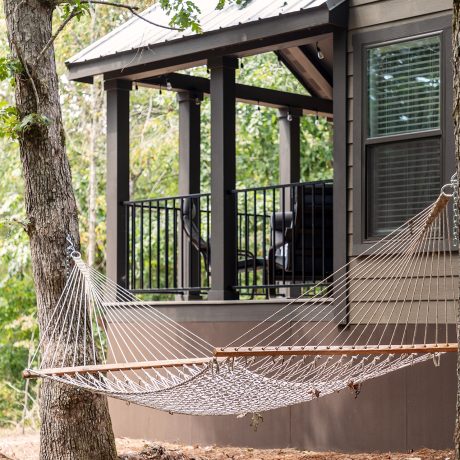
[66,0,347,83]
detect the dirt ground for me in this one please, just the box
[0,431,454,460]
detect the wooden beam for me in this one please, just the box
[277,46,333,100]
[23,357,211,379]
[213,343,458,358]
[138,73,333,117]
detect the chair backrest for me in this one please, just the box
[289,182,333,279]
[181,197,210,267]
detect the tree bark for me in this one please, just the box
[454,2,460,459]
[3,1,117,459]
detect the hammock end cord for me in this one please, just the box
[65,234,82,277]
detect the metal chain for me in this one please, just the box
[451,173,459,247]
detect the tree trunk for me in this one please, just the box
[454,2,460,459]
[3,1,117,459]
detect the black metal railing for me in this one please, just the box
[125,193,211,295]
[234,180,333,297]
[125,180,333,298]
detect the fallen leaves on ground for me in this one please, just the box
[116,439,454,460]
[0,431,454,460]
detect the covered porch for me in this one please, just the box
[67,0,348,301]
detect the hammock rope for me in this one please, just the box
[23,176,459,416]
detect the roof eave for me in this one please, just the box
[67,3,347,83]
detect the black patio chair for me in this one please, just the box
[267,183,333,296]
[181,197,266,292]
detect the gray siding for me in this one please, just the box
[347,0,455,324]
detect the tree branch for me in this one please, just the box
[34,10,79,67]
[35,0,184,65]
[8,0,40,109]
[10,36,40,110]
[82,0,184,30]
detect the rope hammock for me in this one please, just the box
[23,176,459,416]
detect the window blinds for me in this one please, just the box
[367,138,441,237]
[367,35,441,138]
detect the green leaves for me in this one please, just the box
[0,102,19,138]
[159,0,202,32]
[0,57,22,84]
[16,113,50,133]
[0,56,49,139]
[0,104,50,139]
[60,0,91,21]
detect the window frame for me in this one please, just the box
[352,16,454,255]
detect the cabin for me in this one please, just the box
[67,0,456,452]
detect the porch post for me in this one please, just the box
[278,107,301,186]
[208,56,239,300]
[333,26,349,318]
[177,91,203,299]
[278,107,302,298]
[105,79,132,288]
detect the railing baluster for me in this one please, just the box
[311,183,315,286]
[272,186,276,296]
[173,199,178,289]
[244,191,249,289]
[206,194,210,288]
[165,199,169,289]
[156,201,160,290]
[281,186,286,287]
[253,190,257,297]
[321,182,325,281]
[262,190,267,299]
[301,183,305,285]
[125,204,130,291]
[197,196,201,290]
[140,202,144,290]
[291,185,295,288]
[148,202,152,290]
[180,197,184,290]
[131,204,136,290]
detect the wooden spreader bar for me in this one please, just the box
[23,357,211,379]
[23,343,459,379]
[213,343,458,358]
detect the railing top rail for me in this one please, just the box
[124,179,334,205]
[232,179,333,194]
[124,191,211,205]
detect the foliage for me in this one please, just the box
[60,0,91,22]
[159,0,201,32]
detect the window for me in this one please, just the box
[365,35,442,238]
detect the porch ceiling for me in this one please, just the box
[66,0,347,83]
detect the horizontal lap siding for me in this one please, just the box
[346,0,453,324]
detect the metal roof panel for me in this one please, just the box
[68,0,328,65]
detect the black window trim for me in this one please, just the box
[352,15,454,255]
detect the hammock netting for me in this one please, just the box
[24,178,459,416]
